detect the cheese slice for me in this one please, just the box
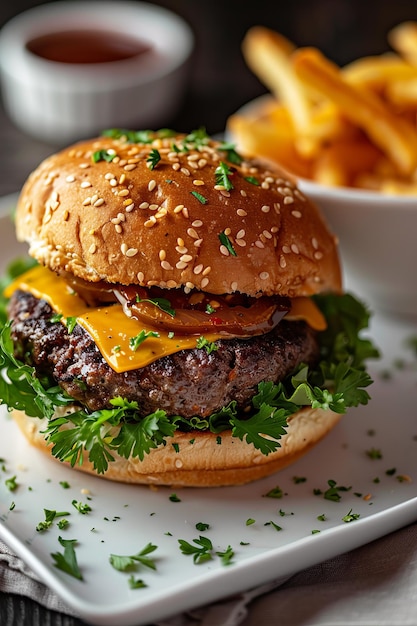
[5,266,223,373]
[6,265,326,373]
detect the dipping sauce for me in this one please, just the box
[26,30,151,64]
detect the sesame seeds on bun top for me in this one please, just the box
[15,129,341,297]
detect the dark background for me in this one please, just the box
[2,0,417,197]
[1,1,417,625]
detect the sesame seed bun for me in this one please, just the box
[15,132,341,297]
[12,406,341,487]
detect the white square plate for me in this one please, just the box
[0,193,416,625]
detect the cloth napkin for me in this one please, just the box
[2,522,417,626]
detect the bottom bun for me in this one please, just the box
[12,408,341,487]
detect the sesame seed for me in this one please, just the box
[291,244,300,254]
[180,254,193,263]
[231,281,238,291]
[187,228,199,239]
[202,266,211,276]
[109,178,117,187]
[255,241,265,249]
[177,237,185,247]
[185,281,195,290]
[182,207,189,218]
[119,174,126,184]
[198,158,207,168]
[176,246,187,254]
[89,243,97,254]
[137,272,145,282]
[148,180,157,191]
[176,261,188,269]
[194,239,203,248]
[280,255,287,268]
[159,250,166,261]
[63,210,69,221]
[144,217,156,228]
[125,248,138,257]
[312,237,319,249]
[120,243,128,255]
[118,189,130,197]
[192,220,203,228]
[240,190,247,197]
[66,175,75,183]
[79,163,90,169]
[193,264,203,274]
[193,179,205,186]
[235,239,246,247]
[220,189,230,197]
[237,208,247,216]
[274,203,281,213]
[201,277,209,289]
[105,173,113,180]
[124,164,137,171]
[139,202,149,209]
[224,227,231,236]
[214,184,225,191]
[149,204,159,211]
[161,260,173,270]
[181,168,190,176]
[125,203,134,212]
[115,224,122,234]
[284,196,295,205]
[261,205,270,213]
[292,210,302,218]
[220,245,230,256]
[80,181,92,188]
[82,198,91,206]
[314,251,324,260]
[259,271,269,280]
[261,181,270,189]
[172,163,180,171]
[282,245,291,253]
[167,280,179,288]
[174,204,184,214]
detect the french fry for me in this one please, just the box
[312,138,382,188]
[388,21,417,66]
[241,26,312,135]
[342,53,417,90]
[230,23,417,194]
[292,47,417,175]
[226,111,312,178]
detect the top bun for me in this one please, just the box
[15,130,341,297]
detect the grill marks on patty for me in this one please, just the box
[8,290,320,419]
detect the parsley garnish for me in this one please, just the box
[342,509,361,523]
[136,295,175,317]
[245,176,260,186]
[196,336,218,354]
[215,161,234,191]
[36,509,70,532]
[92,149,116,163]
[5,475,18,492]
[129,330,160,351]
[190,190,208,204]
[109,543,158,572]
[0,291,378,472]
[218,231,237,256]
[218,141,243,165]
[51,536,83,580]
[146,148,161,170]
[72,500,92,515]
[178,536,213,564]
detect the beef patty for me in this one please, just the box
[8,290,320,419]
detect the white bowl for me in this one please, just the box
[0,1,194,144]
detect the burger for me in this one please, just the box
[0,128,377,487]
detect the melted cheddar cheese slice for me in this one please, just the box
[6,265,326,373]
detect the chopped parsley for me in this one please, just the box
[178,536,213,564]
[92,149,116,163]
[196,336,218,354]
[215,161,234,191]
[51,536,83,580]
[109,543,158,572]
[190,190,208,204]
[146,148,161,170]
[218,231,237,256]
[129,330,160,351]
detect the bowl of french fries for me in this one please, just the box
[227,22,417,316]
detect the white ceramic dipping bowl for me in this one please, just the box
[0,1,194,144]
[298,178,417,317]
